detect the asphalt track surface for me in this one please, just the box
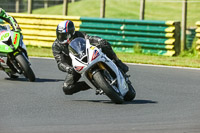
[0,58,200,133]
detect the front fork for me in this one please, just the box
[88,62,106,79]
[7,51,22,74]
[8,50,29,74]
[86,62,107,94]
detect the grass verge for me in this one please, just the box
[27,46,200,68]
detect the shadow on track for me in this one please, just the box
[35,78,64,82]
[72,99,158,104]
[125,99,158,104]
[5,77,64,82]
[5,77,28,82]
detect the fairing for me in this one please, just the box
[69,38,129,96]
[0,27,20,53]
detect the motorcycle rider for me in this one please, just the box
[52,20,129,95]
[0,8,22,78]
[0,8,21,32]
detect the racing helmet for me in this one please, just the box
[56,20,75,44]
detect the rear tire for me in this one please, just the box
[15,54,36,82]
[93,71,124,104]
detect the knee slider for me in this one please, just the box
[62,85,74,95]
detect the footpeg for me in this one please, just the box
[96,89,104,95]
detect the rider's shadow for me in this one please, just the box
[35,78,64,82]
[5,77,28,82]
[5,77,64,82]
[73,99,158,104]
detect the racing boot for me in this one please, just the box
[6,72,18,79]
[3,66,18,79]
[113,58,129,74]
[100,40,129,73]
[107,48,129,73]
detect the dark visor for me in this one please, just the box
[58,32,68,42]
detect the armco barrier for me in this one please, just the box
[195,21,200,54]
[1,13,181,56]
[79,18,180,56]
[186,28,196,50]
[5,13,82,47]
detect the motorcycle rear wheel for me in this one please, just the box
[15,54,36,82]
[93,70,124,104]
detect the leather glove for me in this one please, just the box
[14,23,21,32]
[65,66,74,74]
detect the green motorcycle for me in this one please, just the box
[0,25,35,81]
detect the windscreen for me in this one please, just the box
[68,37,86,59]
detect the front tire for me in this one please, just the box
[93,71,124,104]
[15,54,36,82]
[124,83,136,101]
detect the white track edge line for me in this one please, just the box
[30,57,200,71]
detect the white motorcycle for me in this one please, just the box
[69,37,136,104]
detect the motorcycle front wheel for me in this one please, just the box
[15,54,36,82]
[124,83,136,101]
[93,70,124,104]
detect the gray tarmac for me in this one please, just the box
[0,58,200,133]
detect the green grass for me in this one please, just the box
[27,46,200,68]
[27,46,53,58]
[31,0,200,27]
[119,52,200,68]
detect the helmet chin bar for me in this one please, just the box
[67,33,71,40]
[60,40,68,44]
